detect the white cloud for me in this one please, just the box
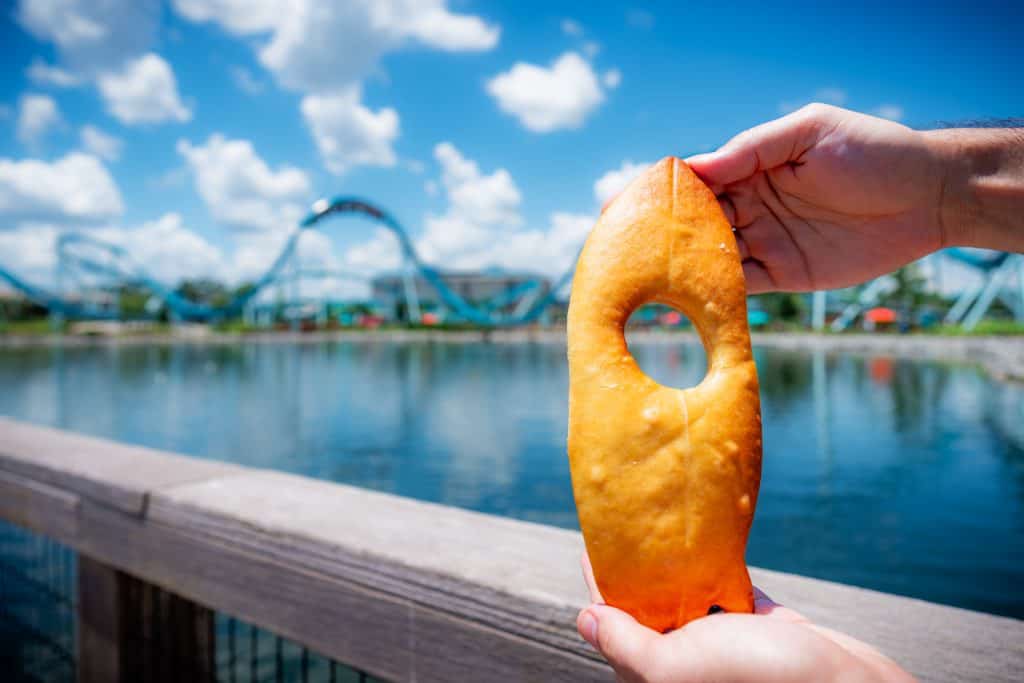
[97,53,192,124]
[583,41,601,58]
[475,211,592,276]
[626,9,655,29]
[417,143,592,275]
[229,228,345,289]
[340,142,593,278]
[593,160,653,206]
[171,2,497,176]
[229,230,290,282]
[173,0,498,93]
[401,3,500,51]
[873,104,904,121]
[177,134,311,232]
[343,227,403,273]
[16,0,158,73]
[15,4,189,136]
[403,159,426,174]
[170,0,285,35]
[779,87,847,114]
[561,19,583,36]
[603,68,622,89]
[79,125,123,162]
[486,52,609,133]
[94,213,226,284]
[429,141,521,228]
[147,166,189,190]
[0,214,228,295]
[26,59,82,87]
[0,225,60,288]
[232,228,369,302]
[230,66,265,95]
[16,94,63,146]
[0,153,123,224]
[300,88,399,174]
[815,88,848,105]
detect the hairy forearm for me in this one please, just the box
[925,126,1024,252]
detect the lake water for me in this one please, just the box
[1,338,1022,619]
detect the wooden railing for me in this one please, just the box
[0,416,1021,682]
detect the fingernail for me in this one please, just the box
[580,610,599,648]
[753,587,778,607]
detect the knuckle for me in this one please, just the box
[799,101,836,119]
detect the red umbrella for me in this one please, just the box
[865,307,897,324]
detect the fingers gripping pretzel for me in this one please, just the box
[567,157,763,631]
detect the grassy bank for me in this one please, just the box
[2,317,1023,338]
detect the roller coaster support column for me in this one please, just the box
[402,262,421,324]
[944,282,982,325]
[1019,258,1024,322]
[289,255,299,331]
[1012,257,1024,323]
[513,286,541,322]
[812,291,826,331]
[962,255,1024,330]
[50,249,65,332]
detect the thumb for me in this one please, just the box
[578,604,662,681]
[686,104,835,190]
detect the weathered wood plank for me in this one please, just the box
[71,498,612,682]
[152,470,1024,682]
[0,416,242,515]
[751,567,1024,683]
[149,470,594,661]
[0,468,79,542]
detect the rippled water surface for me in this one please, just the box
[1,339,1022,618]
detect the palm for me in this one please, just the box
[577,552,911,683]
[644,603,896,683]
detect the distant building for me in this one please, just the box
[370,269,553,322]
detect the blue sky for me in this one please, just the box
[1,0,1022,297]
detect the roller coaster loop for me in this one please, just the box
[0,196,576,327]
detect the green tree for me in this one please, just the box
[754,292,807,323]
[886,264,928,311]
[176,279,230,306]
[118,284,155,318]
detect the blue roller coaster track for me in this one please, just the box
[943,248,1023,329]
[945,248,1010,271]
[0,197,575,327]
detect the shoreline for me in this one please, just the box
[1,328,1021,381]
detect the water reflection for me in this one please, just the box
[0,340,1021,618]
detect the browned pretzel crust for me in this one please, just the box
[568,157,762,631]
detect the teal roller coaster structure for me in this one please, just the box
[0,197,575,327]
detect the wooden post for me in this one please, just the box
[77,554,215,683]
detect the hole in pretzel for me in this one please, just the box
[625,305,707,390]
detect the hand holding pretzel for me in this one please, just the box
[686,104,1024,293]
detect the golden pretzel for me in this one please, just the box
[568,156,762,631]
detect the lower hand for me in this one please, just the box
[576,553,914,682]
